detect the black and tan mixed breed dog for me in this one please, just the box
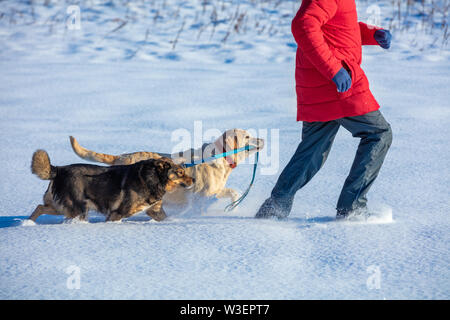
[29,149,194,223]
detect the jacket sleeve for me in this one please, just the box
[359,22,382,45]
[291,0,342,80]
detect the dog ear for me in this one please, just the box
[155,159,171,172]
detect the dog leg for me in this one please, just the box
[63,201,89,222]
[106,212,123,222]
[145,201,167,221]
[29,204,60,222]
[216,188,240,203]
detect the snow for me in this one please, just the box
[0,0,449,299]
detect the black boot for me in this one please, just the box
[336,207,369,221]
[255,197,291,219]
[336,209,350,220]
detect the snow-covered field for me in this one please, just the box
[0,0,449,299]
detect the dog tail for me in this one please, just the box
[69,136,118,165]
[31,150,57,180]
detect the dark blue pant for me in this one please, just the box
[271,110,392,214]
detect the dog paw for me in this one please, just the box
[63,217,89,224]
[21,219,36,227]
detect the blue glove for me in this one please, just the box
[374,29,392,49]
[332,67,352,93]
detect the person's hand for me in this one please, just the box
[332,67,352,93]
[374,29,392,49]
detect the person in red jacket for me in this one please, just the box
[256,0,393,220]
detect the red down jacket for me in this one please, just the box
[292,0,382,122]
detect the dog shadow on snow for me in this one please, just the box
[0,210,335,229]
[0,194,334,229]
[0,213,157,228]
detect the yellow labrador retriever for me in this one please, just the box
[69,129,264,216]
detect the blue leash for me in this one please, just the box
[181,145,259,211]
[182,144,255,167]
[224,151,259,212]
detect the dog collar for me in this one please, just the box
[215,137,238,169]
